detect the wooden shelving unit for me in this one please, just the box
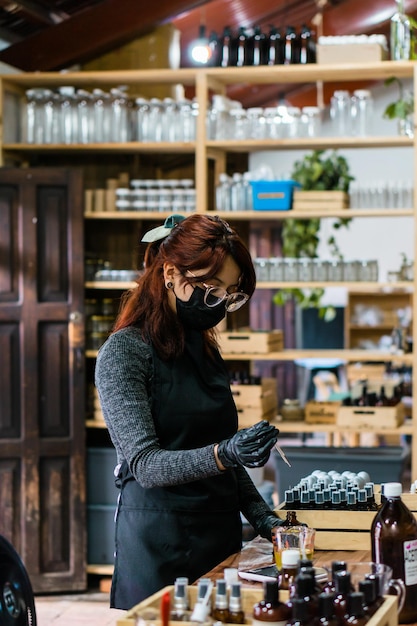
[2,61,416,568]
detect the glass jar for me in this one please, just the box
[283,258,298,282]
[297,258,313,281]
[351,89,373,137]
[330,90,351,136]
[300,106,321,138]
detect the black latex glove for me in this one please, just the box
[217,420,279,469]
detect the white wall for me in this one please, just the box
[250,79,415,306]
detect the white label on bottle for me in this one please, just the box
[252,620,287,626]
[404,538,417,585]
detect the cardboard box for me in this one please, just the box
[337,403,405,429]
[219,330,283,354]
[250,180,301,211]
[316,43,388,65]
[292,190,350,211]
[304,400,341,424]
[118,585,398,626]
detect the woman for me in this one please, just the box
[95,213,283,609]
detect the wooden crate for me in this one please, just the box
[219,330,283,353]
[304,400,341,424]
[337,404,405,429]
[292,190,349,211]
[117,584,398,626]
[316,43,388,65]
[276,492,417,552]
[232,378,278,429]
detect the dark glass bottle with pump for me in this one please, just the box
[284,26,298,64]
[371,481,417,623]
[299,24,316,63]
[253,580,291,626]
[250,26,267,66]
[212,579,229,622]
[228,582,245,624]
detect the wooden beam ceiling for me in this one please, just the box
[0,0,212,70]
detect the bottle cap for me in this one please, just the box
[384,482,402,497]
[282,548,300,568]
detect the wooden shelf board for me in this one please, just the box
[87,564,114,575]
[85,281,134,289]
[84,209,415,220]
[86,419,107,429]
[3,142,196,153]
[221,350,414,363]
[206,136,413,151]
[257,282,413,290]
[273,419,414,435]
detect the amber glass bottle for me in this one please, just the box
[228,582,245,624]
[212,579,229,623]
[371,481,417,623]
[253,580,291,626]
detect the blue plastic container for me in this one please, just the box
[250,180,301,210]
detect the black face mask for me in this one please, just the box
[176,286,227,331]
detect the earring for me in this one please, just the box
[166,281,174,289]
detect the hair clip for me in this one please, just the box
[141,214,186,243]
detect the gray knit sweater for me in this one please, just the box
[95,326,282,539]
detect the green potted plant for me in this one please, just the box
[383,76,414,137]
[273,150,354,321]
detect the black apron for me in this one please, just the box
[110,329,242,609]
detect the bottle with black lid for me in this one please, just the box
[342,592,368,626]
[314,592,338,626]
[253,579,291,626]
[358,579,378,618]
[333,571,353,623]
[371,481,417,623]
[322,561,347,594]
[295,573,319,620]
[287,597,312,626]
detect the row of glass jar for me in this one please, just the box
[116,179,196,212]
[349,179,414,209]
[254,257,379,282]
[207,95,321,140]
[330,89,374,137]
[22,87,199,144]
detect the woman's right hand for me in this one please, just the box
[217,420,279,469]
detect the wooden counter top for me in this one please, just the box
[204,537,372,587]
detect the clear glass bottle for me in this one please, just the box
[371,481,417,623]
[390,0,411,61]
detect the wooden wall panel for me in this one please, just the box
[0,323,21,438]
[38,322,69,438]
[0,185,19,301]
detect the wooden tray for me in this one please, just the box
[117,585,398,626]
[275,492,417,551]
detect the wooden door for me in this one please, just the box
[0,167,86,592]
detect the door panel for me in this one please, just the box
[0,167,86,592]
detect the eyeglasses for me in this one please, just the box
[187,271,249,312]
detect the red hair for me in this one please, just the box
[113,214,256,360]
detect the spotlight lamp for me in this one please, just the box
[189,24,212,65]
